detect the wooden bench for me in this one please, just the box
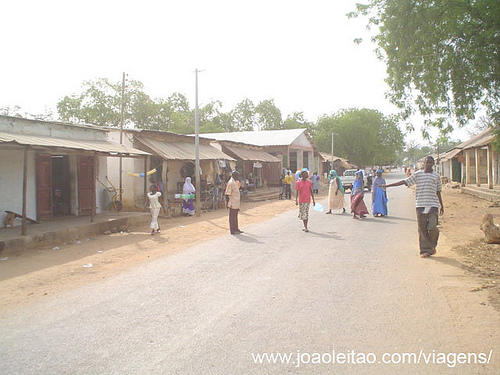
[3,210,39,228]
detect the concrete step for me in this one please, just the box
[461,186,500,202]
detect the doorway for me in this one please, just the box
[36,154,72,220]
[52,155,71,216]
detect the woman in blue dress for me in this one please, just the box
[372,170,388,217]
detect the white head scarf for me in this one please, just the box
[183,177,195,194]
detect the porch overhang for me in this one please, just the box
[0,131,151,157]
[223,145,280,163]
[136,136,234,161]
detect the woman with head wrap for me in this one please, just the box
[326,170,346,214]
[350,170,369,219]
[182,177,196,216]
[372,169,388,216]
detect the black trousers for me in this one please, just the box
[285,184,292,199]
[229,208,239,233]
[416,207,439,254]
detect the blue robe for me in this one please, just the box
[372,185,388,216]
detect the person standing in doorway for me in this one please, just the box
[284,171,294,199]
[384,156,444,258]
[225,171,244,235]
[295,170,315,232]
[145,184,162,235]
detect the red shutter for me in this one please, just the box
[36,154,53,221]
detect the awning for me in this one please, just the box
[223,145,280,162]
[137,137,234,161]
[0,131,150,157]
[440,148,462,161]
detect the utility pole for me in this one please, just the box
[119,72,126,202]
[331,133,334,170]
[194,69,205,217]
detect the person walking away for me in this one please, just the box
[326,170,346,214]
[284,171,293,199]
[225,171,244,235]
[384,156,444,258]
[181,177,196,216]
[311,172,320,194]
[372,169,388,217]
[145,184,162,235]
[350,170,369,219]
[295,170,315,232]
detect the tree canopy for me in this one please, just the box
[349,0,500,131]
[312,108,404,167]
[53,77,405,166]
[55,78,298,134]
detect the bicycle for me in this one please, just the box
[204,185,224,212]
[97,176,124,212]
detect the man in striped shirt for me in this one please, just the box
[385,156,444,258]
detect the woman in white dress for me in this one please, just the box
[146,184,162,235]
[326,170,346,214]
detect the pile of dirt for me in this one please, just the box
[441,186,500,310]
[454,241,500,309]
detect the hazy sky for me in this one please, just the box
[0,0,471,144]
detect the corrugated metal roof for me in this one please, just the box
[318,152,354,167]
[0,131,150,156]
[223,145,280,162]
[438,129,497,161]
[461,129,495,149]
[200,128,307,146]
[440,147,462,161]
[137,137,234,161]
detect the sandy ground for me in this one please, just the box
[439,186,500,310]
[0,186,499,315]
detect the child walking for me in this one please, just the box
[295,170,315,232]
[145,184,162,235]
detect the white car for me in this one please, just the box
[340,169,371,191]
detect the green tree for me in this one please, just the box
[159,93,193,133]
[283,112,314,130]
[373,114,405,165]
[349,0,500,129]
[56,78,196,132]
[230,99,256,131]
[1,105,24,118]
[57,78,124,126]
[312,108,404,167]
[255,99,283,130]
[198,100,226,133]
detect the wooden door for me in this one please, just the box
[36,154,53,221]
[77,156,94,216]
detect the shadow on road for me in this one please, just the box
[306,230,344,240]
[428,255,465,269]
[233,233,265,244]
[371,215,416,223]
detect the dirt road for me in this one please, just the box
[0,175,499,313]
[0,172,498,374]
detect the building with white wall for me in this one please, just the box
[0,116,148,231]
[200,128,319,174]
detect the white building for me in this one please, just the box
[0,116,148,231]
[200,128,319,173]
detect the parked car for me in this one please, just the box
[340,169,372,191]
